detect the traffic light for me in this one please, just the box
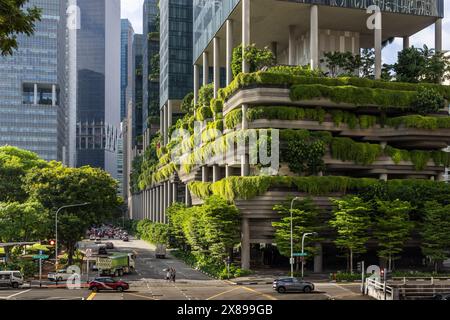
[49,240,56,246]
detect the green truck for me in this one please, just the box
[96,252,136,277]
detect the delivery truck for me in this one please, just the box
[96,252,136,277]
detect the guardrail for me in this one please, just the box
[391,277,450,285]
[365,278,394,300]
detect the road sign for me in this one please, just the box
[32,254,49,260]
[293,253,308,257]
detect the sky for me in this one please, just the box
[120,0,450,64]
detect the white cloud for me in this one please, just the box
[121,0,144,34]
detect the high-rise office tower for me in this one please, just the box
[143,0,160,133]
[67,0,121,179]
[121,19,135,122]
[0,0,65,161]
[159,0,193,146]
[133,34,144,146]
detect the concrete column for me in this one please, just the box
[185,184,192,206]
[155,187,160,222]
[213,37,220,99]
[310,5,319,70]
[289,25,296,65]
[153,188,157,222]
[33,83,38,105]
[52,84,57,106]
[194,64,200,106]
[437,172,445,182]
[379,173,388,182]
[203,52,209,86]
[160,109,164,142]
[403,36,410,50]
[163,104,168,146]
[166,181,171,223]
[225,165,232,178]
[271,41,278,63]
[172,183,178,203]
[212,165,220,182]
[149,188,153,221]
[241,105,250,177]
[435,18,442,52]
[159,185,164,223]
[167,101,173,141]
[202,166,209,182]
[314,243,323,273]
[374,13,382,79]
[242,0,251,73]
[241,217,250,270]
[226,19,234,85]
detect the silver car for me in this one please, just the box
[273,278,315,293]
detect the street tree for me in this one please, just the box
[0,146,47,202]
[24,163,121,264]
[373,199,414,271]
[0,201,49,261]
[421,201,450,273]
[0,0,42,55]
[272,198,323,270]
[329,196,371,274]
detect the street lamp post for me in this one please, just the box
[290,197,300,278]
[301,232,318,280]
[55,203,90,271]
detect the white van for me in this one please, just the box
[0,271,24,289]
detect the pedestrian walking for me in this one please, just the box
[164,268,171,282]
[171,267,176,283]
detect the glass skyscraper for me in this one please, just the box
[142,0,160,131]
[0,0,64,161]
[160,0,193,108]
[121,19,134,121]
[133,34,144,145]
[72,0,121,179]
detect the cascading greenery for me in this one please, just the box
[189,176,450,203]
[217,71,450,102]
[330,137,383,166]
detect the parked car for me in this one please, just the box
[433,293,450,300]
[273,278,315,293]
[97,246,108,255]
[0,271,23,289]
[48,269,74,282]
[122,236,129,242]
[89,235,96,241]
[88,277,129,292]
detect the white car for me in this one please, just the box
[0,271,23,289]
[47,269,74,282]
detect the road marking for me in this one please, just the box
[0,289,31,300]
[125,292,155,300]
[206,287,241,300]
[241,286,277,301]
[86,292,96,300]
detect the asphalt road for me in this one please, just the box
[0,239,371,301]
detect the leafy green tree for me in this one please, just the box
[0,146,47,202]
[422,51,450,84]
[167,203,188,249]
[272,198,322,270]
[232,44,275,77]
[421,201,450,273]
[0,0,42,55]
[373,199,414,271]
[393,46,427,83]
[24,163,120,264]
[330,196,371,273]
[201,196,240,262]
[181,92,194,114]
[0,201,49,261]
[360,49,375,78]
[321,52,348,78]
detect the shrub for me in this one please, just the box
[411,87,445,115]
[195,106,214,121]
[198,84,214,108]
[232,44,275,77]
[181,92,194,114]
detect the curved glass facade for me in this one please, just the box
[193,0,444,62]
